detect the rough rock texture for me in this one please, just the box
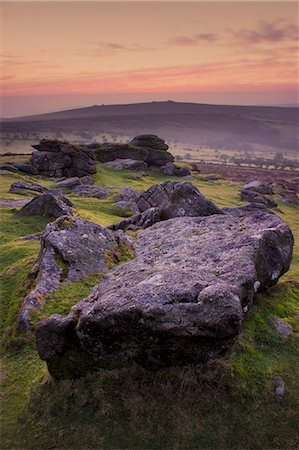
[18,216,131,330]
[36,205,294,378]
[279,189,299,205]
[159,162,191,177]
[240,189,277,208]
[31,139,97,177]
[9,181,49,195]
[72,185,110,199]
[135,181,222,219]
[107,159,148,171]
[244,180,274,195]
[270,317,293,339]
[109,207,161,231]
[17,193,74,219]
[110,181,222,231]
[89,135,174,167]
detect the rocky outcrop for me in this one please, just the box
[30,139,97,177]
[36,204,294,378]
[159,162,191,177]
[136,181,221,219]
[110,181,222,231]
[279,189,299,205]
[9,181,49,195]
[89,135,174,167]
[18,216,132,330]
[240,189,277,208]
[17,193,74,219]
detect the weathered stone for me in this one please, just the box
[116,187,139,202]
[9,181,49,195]
[18,216,131,330]
[270,317,293,340]
[16,193,74,219]
[244,180,273,194]
[135,181,222,219]
[30,139,97,178]
[109,207,161,231]
[89,143,149,164]
[90,135,173,167]
[36,205,294,378]
[240,189,277,208]
[280,189,299,205]
[107,159,148,171]
[273,376,285,400]
[72,185,110,199]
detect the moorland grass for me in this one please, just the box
[0,161,298,449]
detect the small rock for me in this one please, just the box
[270,317,293,339]
[240,189,277,208]
[273,376,285,400]
[72,185,110,199]
[17,193,74,219]
[107,159,148,171]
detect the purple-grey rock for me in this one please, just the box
[9,181,49,195]
[16,193,74,219]
[72,185,110,199]
[240,189,277,208]
[270,317,293,340]
[107,159,148,171]
[30,139,97,178]
[36,205,293,378]
[18,216,131,330]
[136,181,222,219]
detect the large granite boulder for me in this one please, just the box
[36,204,294,378]
[17,193,74,219]
[30,139,97,178]
[18,216,132,330]
[89,135,174,167]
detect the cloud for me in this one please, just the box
[89,41,153,57]
[2,56,297,98]
[233,19,299,45]
[168,33,218,46]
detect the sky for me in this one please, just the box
[1,1,298,117]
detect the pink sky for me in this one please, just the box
[1,1,298,117]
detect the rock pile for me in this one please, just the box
[36,204,294,378]
[30,139,97,177]
[18,216,131,330]
[111,181,222,230]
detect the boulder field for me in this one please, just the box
[34,183,294,378]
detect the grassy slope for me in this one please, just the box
[0,162,298,449]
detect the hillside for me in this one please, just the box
[0,153,298,448]
[1,101,298,153]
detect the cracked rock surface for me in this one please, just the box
[18,216,130,330]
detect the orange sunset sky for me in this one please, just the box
[1,1,298,117]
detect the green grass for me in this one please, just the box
[0,159,298,449]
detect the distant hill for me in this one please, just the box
[1,101,298,153]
